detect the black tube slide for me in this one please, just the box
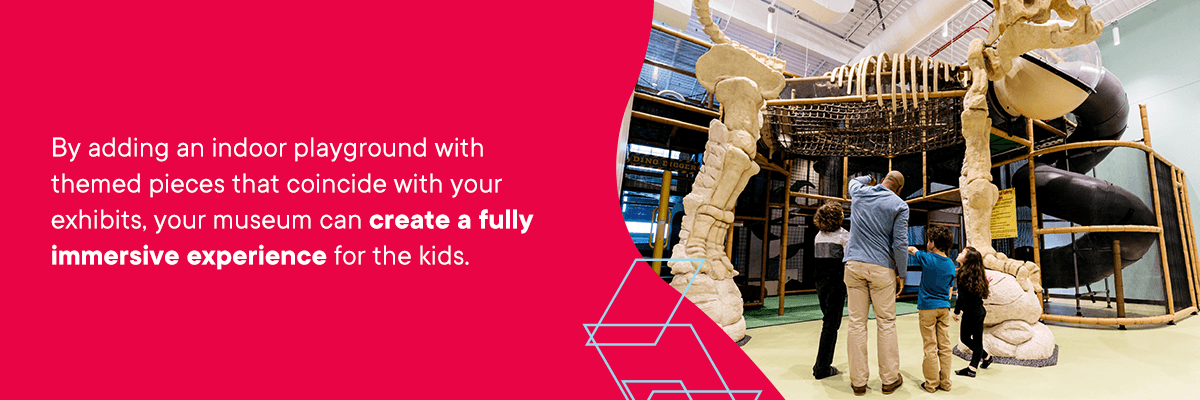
[1011,68,1157,288]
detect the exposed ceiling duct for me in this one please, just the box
[850,0,973,63]
[652,0,863,64]
[777,0,855,24]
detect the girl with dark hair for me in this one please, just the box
[954,247,992,377]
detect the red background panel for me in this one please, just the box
[1,1,783,398]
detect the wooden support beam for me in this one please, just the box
[1173,167,1198,310]
[780,161,791,316]
[922,151,928,198]
[1144,111,1175,315]
[790,191,850,203]
[631,111,709,133]
[1140,104,1152,147]
[842,157,849,199]
[1035,225,1163,235]
[1182,171,1200,303]
[1031,118,1069,138]
[633,92,720,117]
[1027,140,1156,159]
[904,188,960,205]
[651,170,672,275]
[756,154,788,174]
[991,126,1033,147]
[1040,306,1196,325]
[644,58,697,78]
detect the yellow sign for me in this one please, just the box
[627,154,700,174]
[991,188,1018,239]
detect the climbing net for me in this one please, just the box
[765,95,964,158]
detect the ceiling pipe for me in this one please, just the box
[929,9,993,58]
[849,0,974,63]
[776,0,854,24]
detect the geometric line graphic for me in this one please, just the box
[585,258,764,400]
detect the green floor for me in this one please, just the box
[743,312,1200,399]
[745,294,921,329]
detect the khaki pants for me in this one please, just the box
[844,260,900,387]
[919,308,952,391]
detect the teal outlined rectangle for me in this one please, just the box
[585,257,764,400]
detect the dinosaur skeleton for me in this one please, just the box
[671,0,1102,354]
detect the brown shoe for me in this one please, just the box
[919,382,937,393]
[882,376,903,394]
[852,384,867,396]
[938,384,952,392]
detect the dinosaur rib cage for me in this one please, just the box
[766,96,964,158]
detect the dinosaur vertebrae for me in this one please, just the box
[692,0,787,72]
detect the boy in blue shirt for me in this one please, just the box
[907,225,956,393]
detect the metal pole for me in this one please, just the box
[762,174,771,302]
[1104,275,1111,308]
[651,170,672,275]
[1067,155,1082,316]
[1027,117,1045,306]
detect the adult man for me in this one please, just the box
[842,171,909,396]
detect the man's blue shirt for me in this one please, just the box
[843,176,910,278]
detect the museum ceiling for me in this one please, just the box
[668,0,1156,77]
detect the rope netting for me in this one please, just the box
[766,96,965,157]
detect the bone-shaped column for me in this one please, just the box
[667,33,785,341]
[956,0,1103,362]
[960,39,1001,257]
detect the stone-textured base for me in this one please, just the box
[978,269,1056,359]
[670,273,745,341]
[736,334,752,347]
[954,344,1059,368]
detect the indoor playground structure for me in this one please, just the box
[620,0,1199,366]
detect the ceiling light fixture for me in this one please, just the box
[1113,21,1120,46]
[767,0,778,34]
[767,9,774,33]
